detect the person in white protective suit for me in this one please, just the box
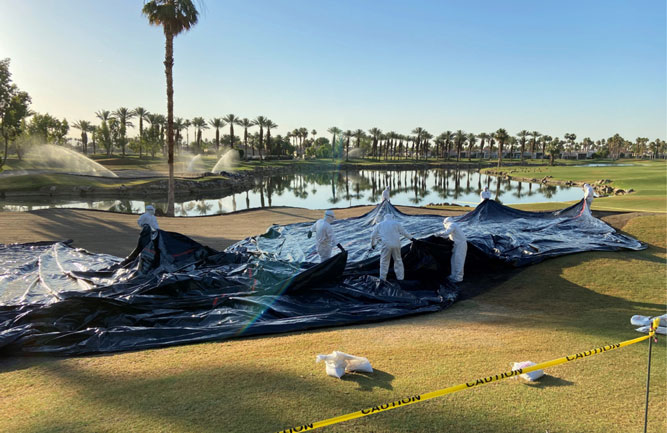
[480,186,491,202]
[583,183,595,209]
[370,214,414,281]
[137,205,159,231]
[308,209,338,262]
[382,186,391,202]
[438,217,467,283]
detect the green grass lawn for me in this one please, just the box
[1,213,665,433]
[483,159,667,213]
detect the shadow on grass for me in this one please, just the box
[523,375,574,388]
[342,368,395,392]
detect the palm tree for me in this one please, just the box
[95,110,113,156]
[265,119,278,155]
[328,126,342,160]
[353,129,365,157]
[298,127,308,155]
[516,130,529,163]
[466,133,477,161]
[253,116,267,160]
[174,117,185,151]
[343,130,352,161]
[411,127,425,160]
[142,0,199,217]
[72,120,91,154]
[454,130,466,162]
[547,137,563,165]
[223,114,240,150]
[564,133,577,152]
[134,107,150,158]
[368,127,382,159]
[540,135,552,160]
[529,130,541,157]
[421,131,433,159]
[494,128,509,168]
[209,118,225,152]
[191,117,207,152]
[238,118,253,159]
[442,130,454,160]
[113,107,134,156]
[477,132,490,159]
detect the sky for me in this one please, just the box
[1,0,665,142]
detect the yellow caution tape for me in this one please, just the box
[276,318,659,433]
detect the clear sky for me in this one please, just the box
[1,0,665,141]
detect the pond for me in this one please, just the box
[0,168,583,216]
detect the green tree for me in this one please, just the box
[494,128,509,168]
[466,133,477,161]
[223,114,240,151]
[517,130,529,163]
[265,119,278,155]
[237,118,253,158]
[477,132,490,160]
[253,116,267,160]
[143,0,199,216]
[208,117,225,152]
[453,129,466,162]
[134,107,150,158]
[191,117,207,152]
[95,110,113,155]
[546,137,564,165]
[1,58,32,166]
[72,120,91,154]
[113,107,134,156]
[327,126,341,160]
[529,130,541,156]
[343,130,352,161]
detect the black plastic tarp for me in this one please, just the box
[0,200,644,355]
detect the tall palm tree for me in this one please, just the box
[466,133,477,161]
[343,130,352,161]
[208,118,225,152]
[298,127,308,155]
[353,129,365,157]
[327,126,342,160]
[517,130,529,163]
[421,131,433,159]
[442,130,454,160]
[494,128,509,168]
[265,119,278,155]
[113,107,134,157]
[72,120,91,154]
[134,107,150,158]
[223,114,240,150]
[477,132,490,159]
[454,130,466,162]
[95,110,113,156]
[529,130,541,157]
[142,0,199,217]
[253,116,267,160]
[368,127,382,158]
[411,127,425,160]
[540,135,552,160]
[238,118,253,159]
[191,117,207,152]
[174,117,185,151]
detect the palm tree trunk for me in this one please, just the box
[165,32,175,217]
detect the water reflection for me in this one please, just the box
[0,168,573,216]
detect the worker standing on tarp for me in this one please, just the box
[382,186,391,203]
[371,214,413,281]
[138,205,159,231]
[583,183,595,209]
[438,217,467,283]
[309,209,337,261]
[480,186,491,202]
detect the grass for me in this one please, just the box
[483,159,667,213]
[1,213,665,433]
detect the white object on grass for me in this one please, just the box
[511,361,544,381]
[316,351,373,379]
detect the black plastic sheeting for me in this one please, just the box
[0,200,644,356]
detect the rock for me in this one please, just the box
[627,188,634,193]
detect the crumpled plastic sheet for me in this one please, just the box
[0,200,644,355]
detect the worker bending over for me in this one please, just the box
[138,205,159,231]
[309,209,338,262]
[480,186,491,202]
[583,183,595,209]
[438,217,467,283]
[382,186,391,203]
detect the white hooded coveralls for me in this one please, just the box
[440,218,467,282]
[583,184,595,208]
[480,188,491,202]
[382,186,391,202]
[137,207,159,231]
[370,214,412,280]
[310,213,336,261]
